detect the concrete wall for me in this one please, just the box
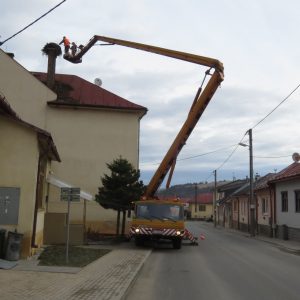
[0,50,56,129]
[35,210,45,248]
[276,179,300,228]
[46,106,142,233]
[0,117,39,257]
[44,213,83,245]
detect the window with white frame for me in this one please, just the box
[281,191,288,212]
[261,198,268,214]
[295,190,300,213]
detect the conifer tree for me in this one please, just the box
[95,157,145,236]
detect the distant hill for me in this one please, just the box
[157,180,230,199]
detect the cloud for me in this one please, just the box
[1,0,300,186]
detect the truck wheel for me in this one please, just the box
[172,238,182,249]
[135,237,144,247]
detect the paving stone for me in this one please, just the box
[0,248,151,300]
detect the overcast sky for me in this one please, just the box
[1,0,300,186]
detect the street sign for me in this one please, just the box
[60,187,81,202]
[60,187,70,201]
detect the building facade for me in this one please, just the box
[0,95,60,257]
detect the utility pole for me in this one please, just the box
[194,184,198,214]
[248,129,255,237]
[213,170,217,228]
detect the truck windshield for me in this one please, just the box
[136,203,184,221]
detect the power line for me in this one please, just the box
[215,132,248,171]
[252,82,300,130]
[177,144,237,161]
[204,171,214,182]
[207,83,300,178]
[254,155,290,159]
[0,0,67,46]
[140,143,237,166]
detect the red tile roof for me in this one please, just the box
[269,162,300,183]
[254,173,276,191]
[181,193,213,204]
[158,194,213,204]
[32,72,147,112]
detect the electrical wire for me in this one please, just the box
[140,143,238,166]
[252,82,300,130]
[204,83,300,179]
[0,0,67,46]
[215,132,248,171]
[254,155,290,159]
[204,171,214,182]
[148,81,300,182]
[178,144,237,161]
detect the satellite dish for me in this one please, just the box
[292,152,300,162]
[94,78,102,87]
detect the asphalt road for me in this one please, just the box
[126,221,300,300]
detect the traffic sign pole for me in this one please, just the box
[60,187,81,264]
[66,195,70,264]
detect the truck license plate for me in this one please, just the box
[153,230,163,234]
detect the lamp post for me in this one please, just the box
[213,170,217,228]
[194,184,197,214]
[239,128,255,237]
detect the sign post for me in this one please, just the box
[60,187,80,264]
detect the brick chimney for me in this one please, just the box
[41,43,62,90]
[46,47,57,89]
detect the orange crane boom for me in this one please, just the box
[64,35,224,198]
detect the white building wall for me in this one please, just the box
[46,106,142,233]
[276,179,300,228]
[0,50,56,129]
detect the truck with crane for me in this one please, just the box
[64,35,224,249]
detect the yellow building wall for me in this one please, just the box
[46,106,142,233]
[0,49,56,129]
[0,49,143,237]
[190,203,213,219]
[0,117,39,257]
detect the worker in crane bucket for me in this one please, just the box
[59,36,70,55]
[71,42,77,56]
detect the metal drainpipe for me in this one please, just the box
[31,154,42,248]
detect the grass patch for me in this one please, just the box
[38,245,111,267]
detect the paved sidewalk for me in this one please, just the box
[254,234,300,253]
[216,225,300,253]
[0,247,151,300]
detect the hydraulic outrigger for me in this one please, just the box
[63,35,224,248]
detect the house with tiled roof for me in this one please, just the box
[0,47,147,252]
[216,179,248,227]
[229,182,250,231]
[268,162,300,241]
[0,94,60,258]
[183,193,213,220]
[31,71,147,238]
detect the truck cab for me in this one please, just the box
[131,200,185,249]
